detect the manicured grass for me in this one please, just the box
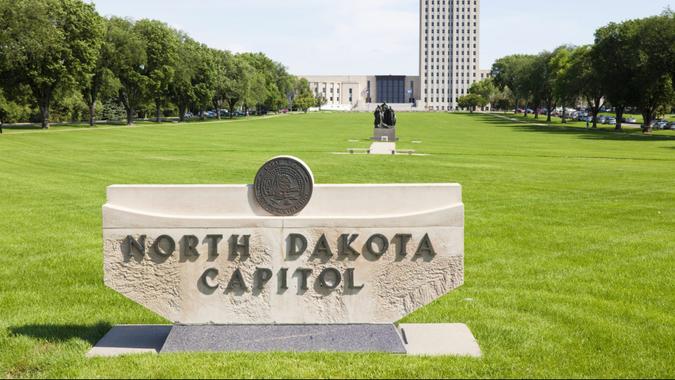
[0,112,673,378]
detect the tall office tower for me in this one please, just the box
[420,0,481,111]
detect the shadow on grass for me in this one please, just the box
[473,114,675,142]
[9,322,111,345]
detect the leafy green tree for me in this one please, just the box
[491,55,536,115]
[191,45,216,119]
[134,19,179,122]
[0,0,104,128]
[106,17,147,125]
[631,12,675,131]
[469,78,496,107]
[81,17,116,127]
[223,55,253,117]
[293,80,315,113]
[457,94,487,113]
[169,33,199,122]
[594,20,641,130]
[566,46,605,128]
[522,51,552,119]
[315,94,327,110]
[550,46,575,123]
[211,49,232,119]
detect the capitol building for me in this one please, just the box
[302,0,489,112]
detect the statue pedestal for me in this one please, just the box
[371,127,399,142]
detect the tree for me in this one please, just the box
[191,46,216,119]
[211,49,232,120]
[134,19,179,123]
[81,17,115,127]
[522,51,553,120]
[549,46,575,123]
[491,55,537,115]
[315,94,327,110]
[631,12,675,131]
[469,78,497,109]
[169,33,198,122]
[457,94,487,113]
[567,46,605,128]
[594,20,641,130]
[0,0,104,129]
[223,54,253,118]
[106,17,148,125]
[293,79,315,113]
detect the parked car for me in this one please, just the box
[653,120,668,130]
[607,118,617,125]
[624,117,637,124]
[598,116,607,124]
[664,122,675,130]
[219,110,229,117]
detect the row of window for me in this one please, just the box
[425,22,478,28]
[425,66,477,71]
[425,0,479,6]
[426,57,478,64]
[425,14,478,20]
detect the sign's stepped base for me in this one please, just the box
[87,324,481,357]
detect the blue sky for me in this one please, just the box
[88,0,673,75]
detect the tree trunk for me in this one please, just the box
[642,111,653,133]
[615,106,624,131]
[215,101,221,120]
[88,102,96,127]
[39,103,49,129]
[178,104,186,122]
[126,108,134,126]
[155,101,161,123]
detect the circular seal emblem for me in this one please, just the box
[254,156,314,216]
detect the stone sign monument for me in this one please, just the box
[94,157,479,356]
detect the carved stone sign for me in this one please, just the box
[103,157,464,324]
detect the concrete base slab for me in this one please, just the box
[161,324,406,354]
[86,325,171,358]
[399,323,481,357]
[369,142,397,155]
[88,324,479,357]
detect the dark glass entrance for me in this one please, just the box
[376,76,406,103]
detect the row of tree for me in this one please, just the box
[460,10,674,131]
[0,0,318,128]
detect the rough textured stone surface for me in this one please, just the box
[160,324,406,353]
[103,184,464,324]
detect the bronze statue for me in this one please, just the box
[382,103,396,129]
[374,106,382,128]
[374,103,396,129]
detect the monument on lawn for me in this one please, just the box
[94,156,478,356]
[372,103,399,143]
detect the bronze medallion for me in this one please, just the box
[254,157,313,216]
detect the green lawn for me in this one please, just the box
[0,112,673,378]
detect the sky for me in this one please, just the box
[88,0,673,76]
